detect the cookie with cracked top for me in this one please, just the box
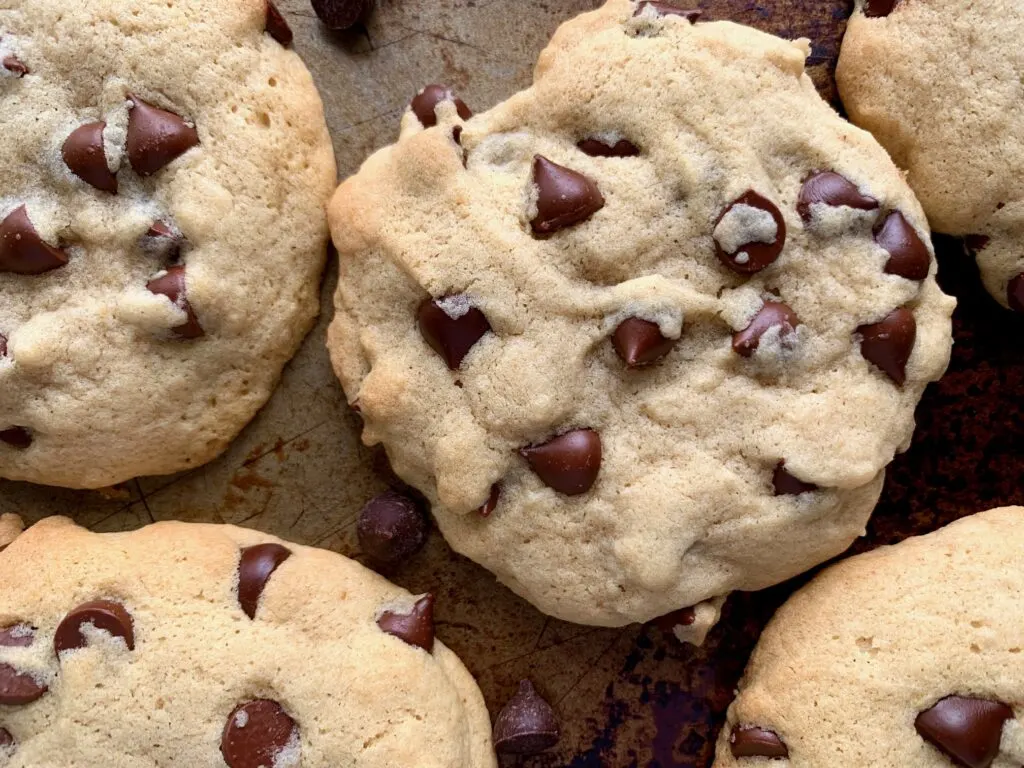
[326,0,954,628]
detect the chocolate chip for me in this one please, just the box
[264,1,293,45]
[311,0,372,30]
[0,333,6,358]
[875,211,930,280]
[141,219,185,261]
[773,461,817,495]
[714,191,787,274]
[612,317,676,367]
[730,726,789,759]
[54,600,135,654]
[577,138,641,157]
[865,0,899,17]
[417,295,491,370]
[964,234,990,253]
[377,594,435,652]
[520,428,602,496]
[858,307,916,386]
[410,84,472,128]
[237,543,292,620]
[915,695,1012,768]
[1006,273,1024,313]
[0,728,13,751]
[477,483,500,517]
[530,155,605,235]
[0,205,68,275]
[633,1,701,20]
[2,55,27,77]
[732,301,799,357]
[146,266,204,338]
[0,625,34,647]
[493,680,560,755]
[357,491,428,565]
[61,121,117,194]
[222,699,299,768]
[126,95,199,176]
[0,428,31,450]
[797,171,878,222]
[0,663,47,705]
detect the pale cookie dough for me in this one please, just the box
[837,0,1024,312]
[327,0,955,627]
[714,506,1024,768]
[0,516,495,767]
[0,0,336,488]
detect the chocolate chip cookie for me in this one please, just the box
[0,0,336,488]
[326,0,955,627]
[0,516,495,767]
[837,0,1024,312]
[714,506,1024,767]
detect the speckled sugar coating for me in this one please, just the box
[327,0,955,627]
[837,0,1024,312]
[0,0,336,488]
[0,516,495,767]
[713,506,1024,767]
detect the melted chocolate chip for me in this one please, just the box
[1006,273,1023,313]
[0,205,68,275]
[146,266,204,338]
[530,155,605,235]
[0,727,13,751]
[773,461,817,495]
[237,543,292,619]
[0,427,31,450]
[858,307,916,386]
[0,663,47,705]
[633,1,702,20]
[520,429,602,496]
[126,95,200,176]
[714,191,787,274]
[222,699,299,768]
[61,122,117,194]
[2,55,27,77]
[612,317,676,367]
[417,296,491,370]
[357,491,428,565]
[377,594,435,652]
[54,600,135,653]
[915,695,1012,768]
[477,483,501,517]
[875,211,930,280]
[732,301,799,357]
[493,680,560,755]
[0,625,34,647]
[797,171,877,221]
[577,138,641,157]
[141,219,185,261]
[730,726,790,759]
[865,0,899,17]
[410,84,472,128]
[264,1,293,45]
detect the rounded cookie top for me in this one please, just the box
[713,506,1024,767]
[0,0,336,488]
[837,0,1024,311]
[327,0,955,626]
[0,516,495,767]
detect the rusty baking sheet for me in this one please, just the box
[2,1,1022,765]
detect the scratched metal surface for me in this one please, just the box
[3,1,1023,766]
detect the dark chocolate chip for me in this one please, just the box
[264,1,293,45]
[915,695,1012,768]
[714,191,787,274]
[633,1,702,20]
[0,333,6,358]
[865,0,899,17]
[0,205,68,275]
[530,155,605,235]
[146,266,204,338]
[376,594,435,652]
[141,219,185,261]
[858,307,916,386]
[311,0,372,30]
[732,301,799,357]
[772,461,817,495]
[477,483,500,517]
[0,625,34,647]
[730,726,790,759]
[577,138,641,157]
[875,211,930,280]
[417,296,491,370]
[222,699,299,768]
[0,663,47,705]
[797,171,877,221]
[1006,273,1024,314]
[61,122,117,194]
[54,600,135,654]
[126,95,199,176]
[357,491,428,565]
[2,55,27,77]
[0,428,31,450]
[237,543,292,619]
[410,84,472,128]
[0,727,13,751]
[520,428,602,496]
[612,317,676,367]
[493,680,560,755]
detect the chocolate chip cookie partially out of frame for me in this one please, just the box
[326,0,955,627]
[0,0,336,488]
[0,516,495,767]
[713,507,1024,768]
[837,0,1024,312]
